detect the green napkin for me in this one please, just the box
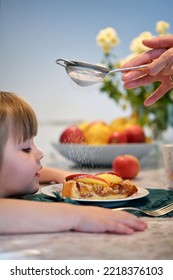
[21,189,173,217]
[22,191,78,204]
[121,188,173,217]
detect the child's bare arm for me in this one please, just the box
[0,198,147,235]
[39,167,71,183]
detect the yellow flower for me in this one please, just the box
[156,20,170,35]
[130,32,153,54]
[96,27,120,54]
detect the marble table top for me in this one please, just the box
[0,217,173,260]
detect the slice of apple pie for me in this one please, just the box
[62,172,138,200]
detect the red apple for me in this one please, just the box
[59,126,85,144]
[125,125,145,143]
[108,131,127,144]
[112,154,140,179]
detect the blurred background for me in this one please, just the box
[1,0,173,158]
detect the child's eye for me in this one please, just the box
[22,148,31,153]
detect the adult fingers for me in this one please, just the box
[123,74,157,88]
[143,35,173,49]
[144,81,172,106]
[148,48,173,75]
[122,69,148,82]
[121,49,166,69]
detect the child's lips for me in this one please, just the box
[35,166,42,178]
[35,172,40,179]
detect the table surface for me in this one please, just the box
[1,143,173,260]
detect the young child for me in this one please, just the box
[0,91,147,234]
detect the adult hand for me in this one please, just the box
[121,36,173,106]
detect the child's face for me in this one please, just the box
[0,135,43,197]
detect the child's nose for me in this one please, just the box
[36,147,44,160]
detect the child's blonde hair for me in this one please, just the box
[0,91,38,169]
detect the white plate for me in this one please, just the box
[41,184,149,207]
[52,142,157,167]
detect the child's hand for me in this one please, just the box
[73,206,147,234]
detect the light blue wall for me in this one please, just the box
[1,0,173,124]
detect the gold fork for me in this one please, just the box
[112,202,173,217]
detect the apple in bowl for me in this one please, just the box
[125,125,145,143]
[59,126,85,144]
[108,131,127,144]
